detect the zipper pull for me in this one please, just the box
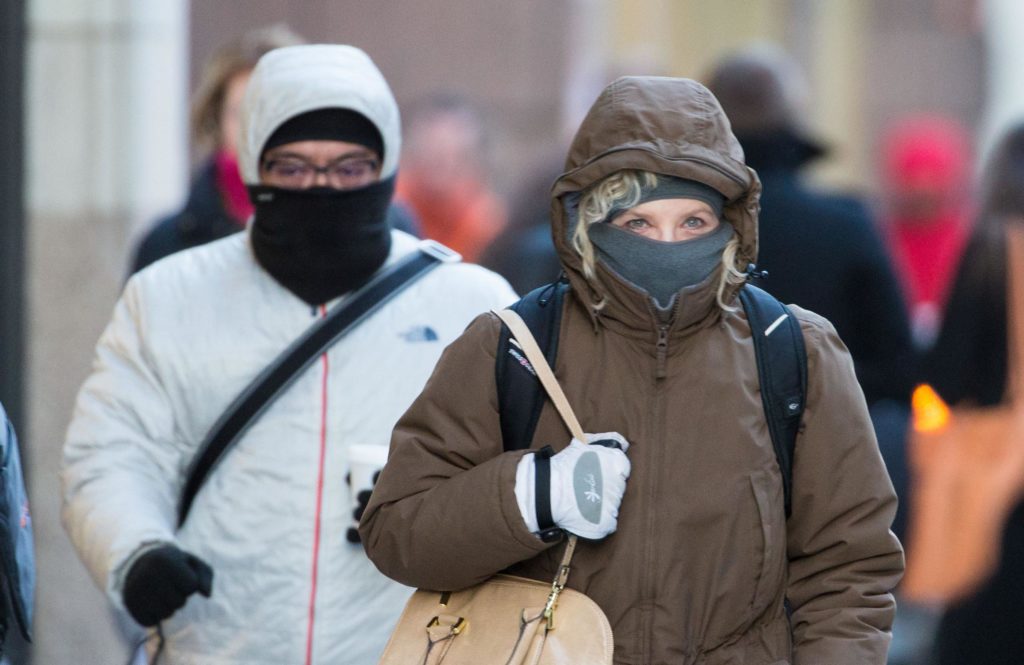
[655,325,669,380]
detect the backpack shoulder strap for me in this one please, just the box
[494,279,808,515]
[495,280,569,451]
[738,284,808,518]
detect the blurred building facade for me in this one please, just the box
[24,1,189,663]
[13,0,1006,663]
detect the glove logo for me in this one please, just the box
[573,451,603,524]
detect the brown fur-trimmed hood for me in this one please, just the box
[550,77,762,329]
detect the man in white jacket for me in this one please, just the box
[61,44,516,664]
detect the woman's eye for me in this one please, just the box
[683,216,706,229]
[625,218,647,230]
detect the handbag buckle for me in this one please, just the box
[544,558,574,630]
[427,615,467,635]
[543,576,567,631]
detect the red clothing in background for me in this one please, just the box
[882,115,973,342]
[213,149,254,224]
[396,175,506,263]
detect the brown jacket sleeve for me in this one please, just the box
[359,312,551,590]
[786,309,905,665]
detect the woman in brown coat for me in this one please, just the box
[361,76,903,665]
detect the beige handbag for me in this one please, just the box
[377,309,614,665]
[902,226,1024,604]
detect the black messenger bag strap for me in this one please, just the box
[177,241,458,527]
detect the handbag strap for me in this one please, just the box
[493,308,585,627]
[177,241,458,526]
[1006,226,1024,404]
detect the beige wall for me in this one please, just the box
[604,0,983,196]
[604,0,870,189]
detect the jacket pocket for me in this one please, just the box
[748,468,786,615]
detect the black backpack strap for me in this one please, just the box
[738,284,808,518]
[178,242,457,526]
[495,280,569,452]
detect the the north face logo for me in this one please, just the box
[399,325,439,342]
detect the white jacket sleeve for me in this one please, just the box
[60,278,188,609]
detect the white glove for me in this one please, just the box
[515,432,631,541]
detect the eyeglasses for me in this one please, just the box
[261,156,381,189]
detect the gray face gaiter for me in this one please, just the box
[588,221,735,308]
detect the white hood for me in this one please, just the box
[238,44,401,184]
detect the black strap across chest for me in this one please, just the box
[178,245,452,527]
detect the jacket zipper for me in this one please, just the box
[655,325,669,379]
[639,347,670,662]
[645,299,681,658]
[305,305,330,665]
[652,296,680,380]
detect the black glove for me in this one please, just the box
[345,470,380,544]
[122,545,214,627]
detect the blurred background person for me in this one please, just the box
[881,115,974,350]
[706,44,915,411]
[706,47,917,606]
[395,92,507,262]
[917,121,1024,665]
[479,149,564,294]
[130,24,304,274]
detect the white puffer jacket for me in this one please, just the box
[61,44,518,665]
[62,230,516,664]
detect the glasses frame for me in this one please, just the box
[260,154,382,190]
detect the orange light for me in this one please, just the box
[912,384,951,433]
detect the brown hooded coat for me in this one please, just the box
[361,77,903,665]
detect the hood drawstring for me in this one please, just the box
[745,263,769,281]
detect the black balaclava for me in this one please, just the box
[588,175,733,308]
[250,108,392,306]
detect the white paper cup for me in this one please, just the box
[348,444,389,506]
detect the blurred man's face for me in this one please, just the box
[259,140,381,190]
[404,112,483,196]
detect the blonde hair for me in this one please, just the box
[190,24,304,151]
[573,170,747,310]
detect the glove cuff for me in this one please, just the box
[513,451,563,543]
[533,446,561,542]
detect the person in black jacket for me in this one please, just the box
[705,45,914,408]
[924,122,1024,665]
[706,47,916,559]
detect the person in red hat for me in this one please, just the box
[881,114,974,348]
